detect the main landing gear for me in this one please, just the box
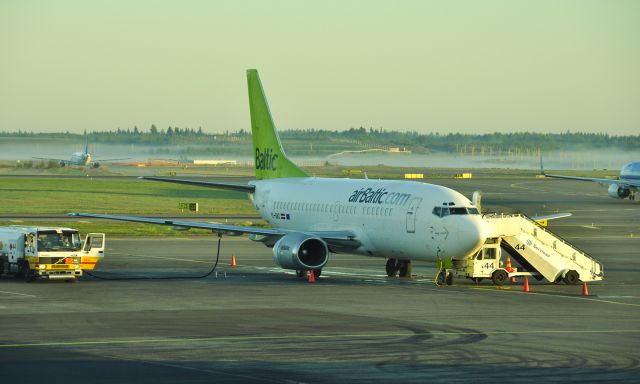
[386,258,412,278]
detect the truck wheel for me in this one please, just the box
[562,270,580,285]
[435,269,446,286]
[492,270,508,286]
[445,271,453,285]
[24,269,35,283]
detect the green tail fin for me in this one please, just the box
[247,69,308,180]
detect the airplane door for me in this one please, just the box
[83,233,105,257]
[333,201,341,222]
[406,198,422,233]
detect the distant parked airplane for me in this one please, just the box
[542,157,639,201]
[34,134,128,168]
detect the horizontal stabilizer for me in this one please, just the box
[140,176,255,193]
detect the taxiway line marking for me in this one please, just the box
[468,286,640,307]
[109,253,214,264]
[1,329,639,349]
[0,290,36,298]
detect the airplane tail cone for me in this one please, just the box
[308,270,315,284]
[582,282,589,296]
[523,277,530,293]
[230,255,237,267]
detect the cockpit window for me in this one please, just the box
[432,206,451,217]
[37,230,81,252]
[434,206,480,217]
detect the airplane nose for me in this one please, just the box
[455,216,485,257]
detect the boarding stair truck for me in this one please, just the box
[0,226,105,282]
[437,214,604,286]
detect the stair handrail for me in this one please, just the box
[483,212,603,277]
[519,214,603,276]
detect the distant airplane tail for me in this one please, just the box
[246,69,308,180]
[84,131,89,154]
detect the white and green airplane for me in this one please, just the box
[71,70,487,278]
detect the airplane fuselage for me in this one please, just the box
[69,151,91,166]
[250,178,485,262]
[619,161,640,182]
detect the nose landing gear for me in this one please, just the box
[386,258,412,278]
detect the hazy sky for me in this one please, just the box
[1,0,638,135]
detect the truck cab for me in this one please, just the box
[0,226,105,281]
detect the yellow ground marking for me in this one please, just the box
[1,329,639,349]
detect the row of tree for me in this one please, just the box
[1,126,638,152]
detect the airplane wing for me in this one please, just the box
[539,155,636,187]
[68,212,282,236]
[93,158,132,162]
[544,173,621,186]
[32,157,65,162]
[67,213,361,249]
[139,176,256,193]
[545,174,640,189]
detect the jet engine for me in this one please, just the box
[608,183,630,199]
[59,161,66,167]
[272,233,329,271]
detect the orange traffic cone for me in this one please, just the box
[507,257,516,283]
[582,282,589,296]
[308,270,315,284]
[230,255,237,267]
[523,277,530,293]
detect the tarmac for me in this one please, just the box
[1,177,639,383]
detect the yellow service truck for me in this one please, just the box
[0,226,105,282]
